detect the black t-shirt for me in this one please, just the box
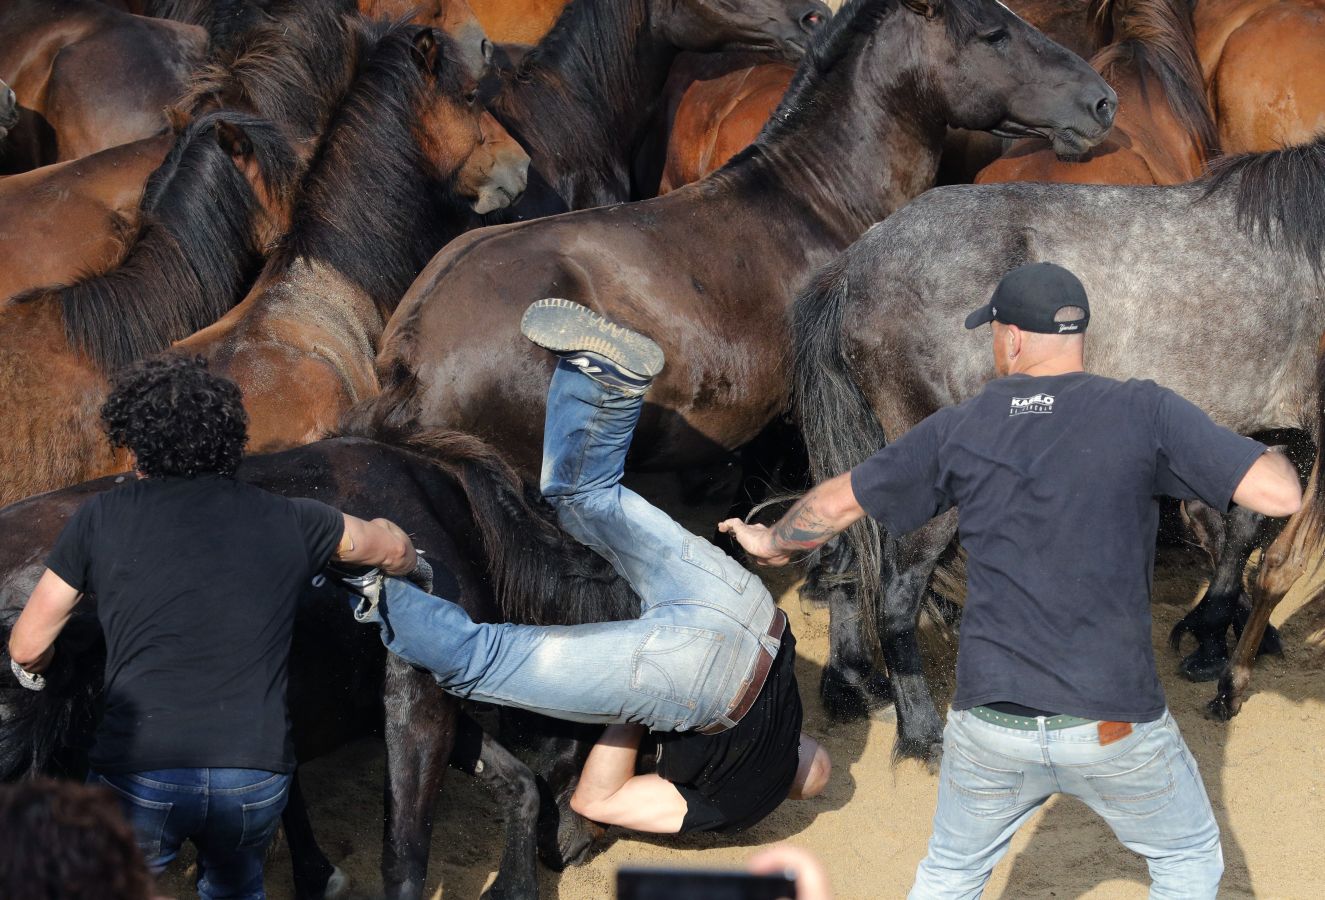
[850,374,1265,722]
[45,476,344,774]
[655,627,802,833]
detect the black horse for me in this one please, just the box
[0,428,640,899]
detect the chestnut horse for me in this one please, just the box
[172,20,529,454]
[482,0,829,219]
[0,112,299,507]
[0,0,206,172]
[1195,0,1325,154]
[372,0,1113,480]
[0,430,640,899]
[469,0,568,45]
[977,0,1216,186]
[0,136,173,301]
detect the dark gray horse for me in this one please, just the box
[793,137,1325,762]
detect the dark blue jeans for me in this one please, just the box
[90,768,291,900]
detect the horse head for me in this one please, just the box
[908,0,1118,156]
[655,0,833,62]
[411,27,531,213]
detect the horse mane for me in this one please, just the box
[1201,135,1325,276]
[269,18,474,317]
[172,0,357,146]
[1088,0,1216,157]
[337,380,640,626]
[10,111,299,375]
[492,0,654,161]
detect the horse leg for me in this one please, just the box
[448,714,541,900]
[1208,466,1321,720]
[282,769,348,900]
[1170,501,1268,681]
[382,655,459,900]
[880,512,958,769]
[805,541,893,719]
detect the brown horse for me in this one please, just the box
[0,112,299,507]
[654,0,1101,193]
[0,0,206,172]
[483,0,829,219]
[976,0,1215,185]
[360,0,493,73]
[1195,0,1325,154]
[372,0,1113,478]
[469,0,568,45]
[172,20,529,455]
[0,135,173,302]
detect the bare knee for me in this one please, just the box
[789,734,832,800]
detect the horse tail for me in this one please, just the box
[336,399,638,626]
[791,254,887,642]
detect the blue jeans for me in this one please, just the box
[363,360,780,731]
[910,709,1222,899]
[90,768,291,900]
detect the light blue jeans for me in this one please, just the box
[363,360,780,731]
[910,708,1222,899]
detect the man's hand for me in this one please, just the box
[718,519,795,567]
[336,514,417,575]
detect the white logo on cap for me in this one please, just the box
[1058,322,1079,333]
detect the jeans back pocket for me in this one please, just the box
[237,776,292,850]
[1085,746,1177,817]
[946,745,1025,819]
[631,624,724,710]
[94,774,174,864]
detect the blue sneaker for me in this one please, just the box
[521,298,664,391]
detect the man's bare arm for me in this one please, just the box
[335,514,418,575]
[719,472,866,566]
[9,570,83,673]
[1232,450,1302,519]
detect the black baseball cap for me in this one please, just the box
[964,262,1090,334]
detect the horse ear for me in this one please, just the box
[214,119,253,161]
[411,27,441,73]
[899,0,941,19]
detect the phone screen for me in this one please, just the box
[617,866,796,900]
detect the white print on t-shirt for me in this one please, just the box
[1010,393,1055,416]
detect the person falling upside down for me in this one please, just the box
[341,298,830,834]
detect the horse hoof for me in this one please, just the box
[323,867,350,900]
[1178,648,1226,683]
[819,667,893,721]
[893,731,944,770]
[482,883,537,900]
[1204,693,1237,722]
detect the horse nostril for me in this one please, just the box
[800,10,824,32]
[1093,94,1116,126]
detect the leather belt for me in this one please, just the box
[696,608,787,735]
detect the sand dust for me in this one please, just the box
[160,537,1325,900]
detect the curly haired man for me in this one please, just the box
[7,356,415,900]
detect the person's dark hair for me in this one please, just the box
[0,778,153,900]
[100,355,248,478]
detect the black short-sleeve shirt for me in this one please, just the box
[850,374,1265,722]
[46,476,344,773]
[654,628,802,833]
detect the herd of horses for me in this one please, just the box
[0,0,1323,897]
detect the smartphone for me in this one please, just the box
[617,866,796,900]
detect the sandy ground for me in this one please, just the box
[160,523,1325,900]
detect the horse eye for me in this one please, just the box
[981,28,1009,45]
[464,90,478,106]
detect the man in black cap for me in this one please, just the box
[721,262,1302,898]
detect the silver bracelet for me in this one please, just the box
[10,657,46,692]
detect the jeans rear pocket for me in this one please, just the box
[681,538,751,594]
[1085,746,1176,817]
[95,774,173,863]
[946,745,1024,818]
[631,624,724,710]
[237,777,291,850]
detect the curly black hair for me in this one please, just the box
[100,355,248,478]
[0,778,153,900]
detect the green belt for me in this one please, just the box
[969,705,1095,731]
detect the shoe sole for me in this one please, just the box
[520,298,665,377]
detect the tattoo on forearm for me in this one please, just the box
[772,496,838,552]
